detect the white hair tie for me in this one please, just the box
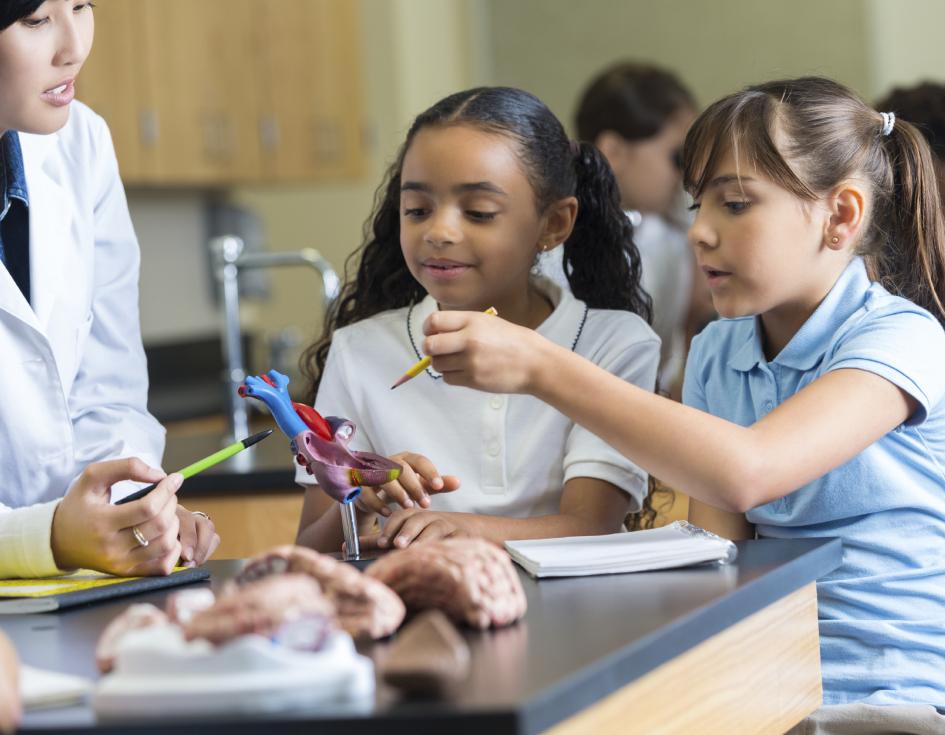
[880,111,896,137]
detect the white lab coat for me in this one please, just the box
[0,102,164,577]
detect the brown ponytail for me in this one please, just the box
[871,119,945,325]
[682,76,945,328]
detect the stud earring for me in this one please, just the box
[830,236,840,244]
[531,249,543,276]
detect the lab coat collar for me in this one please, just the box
[14,130,70,333]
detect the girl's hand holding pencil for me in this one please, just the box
[422,309,560,395]
[391,307,498,389]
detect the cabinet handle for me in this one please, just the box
[204,114,234,162]
[139,110,159,148]
[312,119,343,164]
[259,116,280,152]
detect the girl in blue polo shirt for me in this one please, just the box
[421,77,945,733]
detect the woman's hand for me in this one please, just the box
[0,633,19,735]
[176,507,221,566]
[354,452,460,517]
[423,311,555,393]
[51,459,183,577]
[361,508,472,550]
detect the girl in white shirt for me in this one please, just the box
[296,87,660,553]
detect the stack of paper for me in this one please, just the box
[504,521,738,578]
[21,665,92,710]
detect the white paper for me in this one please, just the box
[504,521,737,577]
[20,665,92,710]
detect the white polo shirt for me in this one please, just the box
[296,278,660,517]
[539,212,692,392]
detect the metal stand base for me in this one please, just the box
[339,499,360,561]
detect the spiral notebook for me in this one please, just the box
[504,521,738,578]
[0,566,210,614]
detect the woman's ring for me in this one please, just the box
[132,526,149,547]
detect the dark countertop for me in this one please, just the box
[163,421,300,495]
[3,537,842,734]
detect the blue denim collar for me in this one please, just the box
[0,131,29,221]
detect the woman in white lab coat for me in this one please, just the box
[0,0,219,578]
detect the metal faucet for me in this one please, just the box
[210,235,341,441]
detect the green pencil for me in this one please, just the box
[114,429,273,505]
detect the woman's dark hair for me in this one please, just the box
[575,62,695,144]
[683,76,945,329]
[301,85,652,401]
[876,82,945,209]
[1,1,44,31]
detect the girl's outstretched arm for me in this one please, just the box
[424,311,916,513]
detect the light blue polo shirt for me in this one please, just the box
[683,257,945,708]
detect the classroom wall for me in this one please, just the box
[486,0,872,131]
[486,0,945,133]
[866,0,945,100]
[134,0,945,352]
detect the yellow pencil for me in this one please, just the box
[391,307,497,389]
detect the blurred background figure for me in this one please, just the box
[876,81,945,205]
[541,62,713,396]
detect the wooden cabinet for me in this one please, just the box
[253,0,364,181]
[79,0,364,185]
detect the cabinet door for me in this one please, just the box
[138,0,263,184]
[253,0,365,182]
[76,0,150,179]
[75,0,364,185]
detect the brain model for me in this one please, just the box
[238,545,406,639]
[366,538,527,629]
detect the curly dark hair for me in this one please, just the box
[300,86,663,527]
[301,86,652,401]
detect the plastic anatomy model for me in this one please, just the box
[92,582,373,719]
[238,370,401,558]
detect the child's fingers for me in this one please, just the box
[398,453,444,501]
[422,310,473,337]
[373,509,416,548]
[384,462,425,508]
[412,520,458,544]
[422,330,467,359]
[387,513,439,548]
[353,486,390,516]
[356,534,385,552]
[437,475,461,494]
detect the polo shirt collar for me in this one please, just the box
[728,257,872,372]
[407,277,587,377]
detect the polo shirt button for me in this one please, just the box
[487,442,501,457]
[763,400,774,411]
[490,396,504,409]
